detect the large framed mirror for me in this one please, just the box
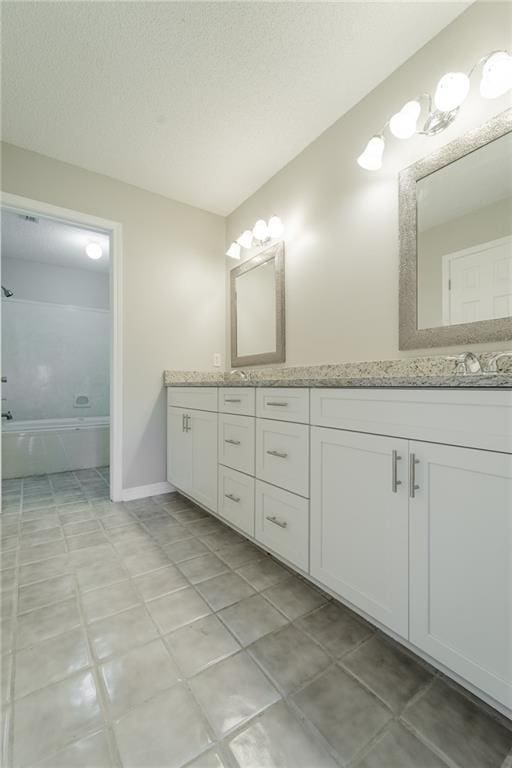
[399,109,512,349]
[230,241,285,367]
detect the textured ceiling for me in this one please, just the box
[1,211,110,273]
[1,2,468,215]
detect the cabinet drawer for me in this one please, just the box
[256,388,309,424]
[256,419,309,497]
[255,480,309,571]
[218,466,255,537]
[219,387,255,416]
[218,413,255,475]
[167,387,218,412]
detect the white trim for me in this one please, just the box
[1,191,124,502]
[3,297,109,314]
[122,481,175,502]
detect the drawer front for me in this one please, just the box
[218,466,255,537]
[256,419,309,497]
[219,387,255,416]
[255,480,309,571]
[167,387,218,412]
[218,413,255,475]
[256,388,309,424]
[310,388,512,454]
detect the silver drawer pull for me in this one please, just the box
[224,398,242,403]
[266,515,287,529]
[266,449,288,459]
[225,493,240,503]
[225,438,241,445]
[267,401,288,407]
[409,453,420,498]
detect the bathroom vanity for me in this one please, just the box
[165,368,512,716]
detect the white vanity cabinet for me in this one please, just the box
[310,428,409,637]
[167,388,218,512]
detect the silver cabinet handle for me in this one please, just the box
[266,449,288,459]
[391,450,402,493]
[225,438,241,445]
[182,413,186,432]
[224,398,242,403]
[409,453,420,498]
[186,414,191,432]
[225,493,240,503]
[266,515,287,529]
[266,401,288,407]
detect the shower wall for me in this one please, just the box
[2,258,110,421]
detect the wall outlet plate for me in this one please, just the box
[213,353,221,367]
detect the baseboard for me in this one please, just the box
[121,481,175,502]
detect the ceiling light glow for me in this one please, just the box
[389,101,421,139]
[85,242,103,260]
[357,136,385,171]
[226,242,241,259]
[480,51,512,99]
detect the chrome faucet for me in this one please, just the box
[2,410,13,421]
[484,351,512,374]
[229,369,248,380]
[447,352,483,375]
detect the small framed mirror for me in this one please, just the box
[230,241,285,367]
[399,109,512,349]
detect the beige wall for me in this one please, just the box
[418,197,512,328]
[1,142,225,490]
[226,2,512,365]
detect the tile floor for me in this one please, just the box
[1,469,511,768]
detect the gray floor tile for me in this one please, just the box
[18,540,66,564]
[342,634,433,712]
[146,587,211,633]
[236,558,290,592]
[190,651,280,737]
[121,547,172,577]
[18,574,76,614]
[12,670,103,767]
[164,538,210,563]
[219,595,288,646]
[165,614,240,677]
[403,678,512,768]
[20,527,63,547]
[89,605,159,660]
[179,553,230,584]
[100,638,180,717]
[263,577,328,621]
[200,530,245,552]
[1,652,12,704]
[34,731,115,768]
[82,580,141,622]
[76,561,128,592]
[17,598,82,649]
[1,568,16,592]
[63,519,102,537]
[134,564,187,600]
[19,554,70,586]
[217,543,263,569]
[184,748,232,768]
[292,666,392,764]
[355,722,448,768]
[249,624,330,694]
[67,530,109,551]
[197,572,256,611]
[296,601,374,657]
[1,618,14,653]
[14,627,90,698]
[229,700,338,768]
[114,684,213,768]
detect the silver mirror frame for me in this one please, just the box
[399,108,512,350]
[230,241,285,367]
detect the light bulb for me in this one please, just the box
[252,219,268,241]
[85,242,103,260]
[434,72,470,112]
[389,100,421,139]
[357,136,385,171]
[267,216,284,239]
[480,51,512,98]
[226,242,241,259]
[237,230,253,249]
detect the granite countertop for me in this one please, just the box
[163,353,512,389]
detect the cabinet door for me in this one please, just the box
[218,413,255,475]
[256,419,309,497]
[218,466,255,537]
[167,407,191,493]
[409,441,512,709]
[310,427,409,637]
[189,408,218,512]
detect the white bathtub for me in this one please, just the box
[2,416,109,479]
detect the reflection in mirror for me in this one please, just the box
[230,241,285,367]
[236,259,276,356]
[417,131,512,330]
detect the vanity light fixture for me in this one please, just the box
[226,216,285,258]
[357,49,512,171]
[85,242,103,260]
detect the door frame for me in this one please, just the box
[1,191,124,502]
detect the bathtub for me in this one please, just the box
[2,416,109,479]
